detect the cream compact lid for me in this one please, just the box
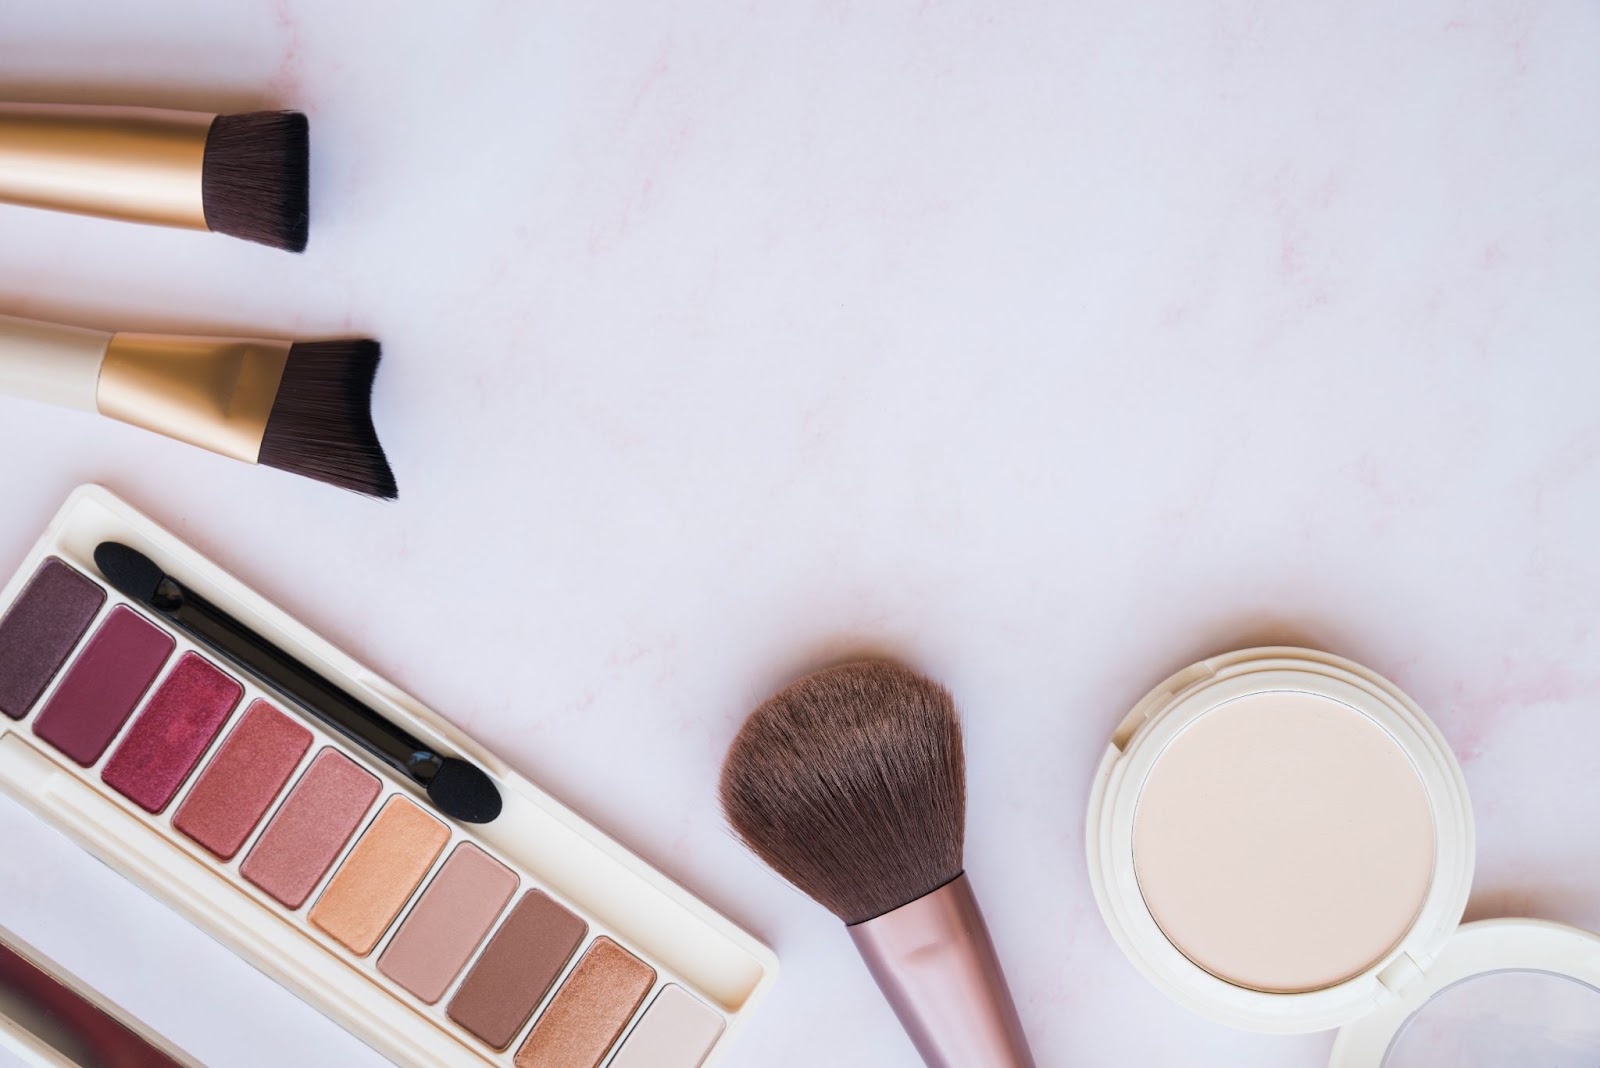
[1331,919,1600,1067]
[1086,647,1600,1064]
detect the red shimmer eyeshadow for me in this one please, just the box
[173,701,311,859]
[242,749,381,908]
[32,606,175,766]
[101,653,243,813]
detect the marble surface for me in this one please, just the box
[1,2,1599,1065]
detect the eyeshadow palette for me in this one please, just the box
[0,486,776,1068]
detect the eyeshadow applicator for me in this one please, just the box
[0,313,396,498]
[92,542,501,824]
[720,660,1035,1068]
[0,104,307,252]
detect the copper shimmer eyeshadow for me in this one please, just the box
[309,797,449,956]
[101,653,243,813]
[378,843,518,1003]
[0,558,105,720]
[242,749,380,908]
[173,701,311,859]
[609,986,726,1068]
[514,937,656,1068]
[32,606,173,765]
[447,891,588,1050]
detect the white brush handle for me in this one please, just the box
[0,313,111,412]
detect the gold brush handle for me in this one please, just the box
[0,103,213,229]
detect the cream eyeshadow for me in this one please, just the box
[1132,690,1436,993]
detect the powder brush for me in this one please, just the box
[720,660,1035,1068]
[0,104,308,251]
[0,313,396,498]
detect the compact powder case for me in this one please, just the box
[1087,647,1600,1065]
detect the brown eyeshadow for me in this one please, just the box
[446,891,587,1050]
[513,937,656,1068]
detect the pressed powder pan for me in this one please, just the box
[1087,648,1600,1065]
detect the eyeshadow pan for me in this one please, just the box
[513,937,656,1068]
[609,986,725,1068]
[101,653,243,813]
[447,891,588,1050]
[32,606,173,765]
[378,842,517,1003]
[309,797,449,956]
[0,558,104,720]
[242,749,380,908]
[173,701,311,859]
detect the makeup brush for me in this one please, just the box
[0,104,307,251]
[93,542,502,824]
[0,313,396,498]
[720,661,1035,1068]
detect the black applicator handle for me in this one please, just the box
[94,542,501,824]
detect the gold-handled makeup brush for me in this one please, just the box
[0,314,395,498]
[0,105,308,252]
[720,661,1036,1068]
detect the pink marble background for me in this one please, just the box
[1,2,1598,1065]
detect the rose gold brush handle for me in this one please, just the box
[849,873,1036,1068]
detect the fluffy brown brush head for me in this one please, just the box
[201,111,309,252]
[259,340,397,499]
[719,660,966,925]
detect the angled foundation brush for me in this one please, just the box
[0,104,308,251]
[720,661,1035,1068]
[0,313,396,498]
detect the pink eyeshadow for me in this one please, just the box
[32,607,174,766]
[173,701,312,859]
[101,653,243,813]
[242,749,381,908]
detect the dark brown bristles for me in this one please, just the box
[259,340,397,499]
[719,660,966,926]
[201,111,309,252]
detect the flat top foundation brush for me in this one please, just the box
[0,104,308,252]
[0,314,395,498]
[720,660,1036,1068]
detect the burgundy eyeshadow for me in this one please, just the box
[173,701,312,859]
[33,606,174,765]
[102,653,243,813]
[0,558,105,720]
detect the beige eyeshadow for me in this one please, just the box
[309,796,450,956]
[1132,691,1436,993]
[513,937,656,1068]
[609,985,725,1068]
[378,843,517,1003]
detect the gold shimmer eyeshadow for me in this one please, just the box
[514,937,656,1068]
[309,796,450,955]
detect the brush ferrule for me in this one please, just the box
[98,333,291,463]
[849,873,1035,1068]
[0,104,212,230]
